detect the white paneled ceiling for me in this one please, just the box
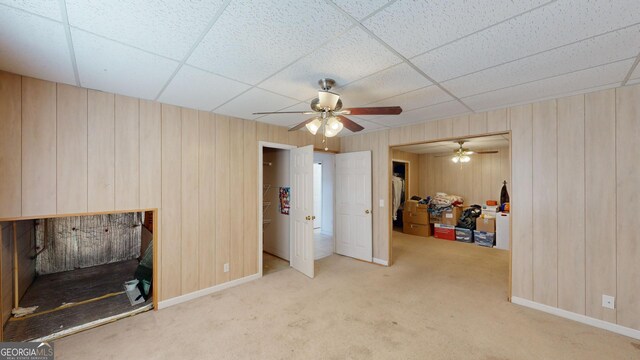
[1,0,639,133]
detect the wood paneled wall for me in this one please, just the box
[1,221,36,328]
[0,71,339,302]
[340,85,640,331]
[418,147,510,206]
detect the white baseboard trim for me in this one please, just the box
[511,296,640,340]
[158,273,261,309]
[373,258,388,266]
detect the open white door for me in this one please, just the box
[290,145,314,278]
[335,151,372,262]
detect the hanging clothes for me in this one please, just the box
[392,175,405,221]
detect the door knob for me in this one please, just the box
[365,209,370,214]
[312,216,316,220]
[305,216,312,220]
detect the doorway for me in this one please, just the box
[389,134,511,292]
[259,143,316,278]
[313,151,336,260]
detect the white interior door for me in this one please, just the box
[290,145,314,278]
[335,151,372,262]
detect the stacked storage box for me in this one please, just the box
[475,213,496,247]
[403,200,430,237]
[434,224,456,240]
[455,228,473,243]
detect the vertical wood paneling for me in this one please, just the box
[510,104,533,300]
[378,130,390,262]
[161,104,181,300]
[451,115,469,137]
[557,94,586,314]
[487,108,508,132]
[437,118,453,139]
[181,108,199,294]
[424,120,438,141]
[0,72,21,218]
[532,100,558,307]
[139,99,161,209]
[243,120,258,276]
[56,84,88,214]
[87,90,115,212]
[229,118,244,280]
[615,85,640,330]
[114,95,139,210]
[469,113,487,135]
[388,127,401,146]
[22,77,56,216]
[198,111,216,288]
[215,115,230,284]
[585,89,616,323]
[256,122,269,142]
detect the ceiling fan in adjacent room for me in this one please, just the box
[253,78,403,148]
[436,140,498,163]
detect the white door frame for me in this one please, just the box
[258,141,297,277]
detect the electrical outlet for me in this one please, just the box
[224,263,229,273]
[379,199,384,207]
[602,294,615,309]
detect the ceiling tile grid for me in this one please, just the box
[330,0,392,21]
[72,29,179,100]
[255,102,314,127]
[411,0,640,83]
[0,0,62,21]
[365,85,455,112]
[335,63,432,108]
[441,24,640,98]
[369,100,470,127]
[65,0,225,60]
[462,58,634,111]
[187,0,353,85]
[215,87,298,120]
[628,62,640,84]
[158,65,251,112]
[362,0,549,58]
[0,5,75,84]
[258,27,403,101]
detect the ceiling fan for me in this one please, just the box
[435,140,498,163]
[253,78,403,146]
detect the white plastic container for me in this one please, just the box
[496,212,510,250]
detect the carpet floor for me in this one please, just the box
[54,231,640,359]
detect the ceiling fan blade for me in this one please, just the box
[476,150,499,154]
[337,115,364,132]
[343,106,402,116]
[288,117,317,131]
[253,111,316,115]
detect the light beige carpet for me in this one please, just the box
[54,231,640,359]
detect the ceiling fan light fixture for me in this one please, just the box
[305,118,321,135]
[460,155,471,163]
[318,90,340,110]
[452,156,460,163]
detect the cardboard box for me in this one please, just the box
[403,209,429,225]
[473,231,495,247]
[403,221,430,237]
[441,207,462,226]
[455,227,473,243]
[476,216,496,232]
[405,200,427,213]
[434,223,456,241]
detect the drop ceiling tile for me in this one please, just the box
[72,29,179,100]
[187,0,352,85]
[442,25,640,98]
[363,0,547,58]
[259,27,402,101]
[215,88,298,120]
[350,118,388,132]
[0,1,61,21]
[336,63,432,108]
[414,0,640,82]
[365,85,454,112]
[371,100,469,127]
[331,0,392,20]
[0,7,74,84]
[158,65,250,112]
[463,59,634,111]
[257,102,313,127]
[66,0,223,60]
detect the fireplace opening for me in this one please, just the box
[1,210,156,342]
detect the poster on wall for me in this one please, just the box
[279,187,290,215]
